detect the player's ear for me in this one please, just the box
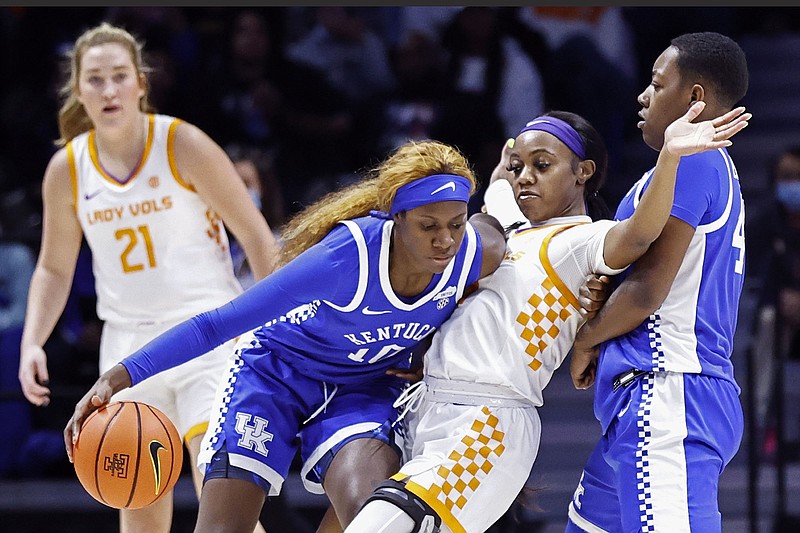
[576,160,596,185]
[689,84,705,106]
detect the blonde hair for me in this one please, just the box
[278,140,476,266]
[56,22,153,146]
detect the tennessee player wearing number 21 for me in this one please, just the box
[18,22,279,533]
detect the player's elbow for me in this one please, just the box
[629,278,670,316]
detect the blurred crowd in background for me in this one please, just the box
[1,5,800,492]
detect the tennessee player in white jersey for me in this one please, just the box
[71,113,242,325]
[344,102,749,533]
[19,23,278,533]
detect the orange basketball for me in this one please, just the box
[73,401,183,509]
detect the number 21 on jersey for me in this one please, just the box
[116,225,156,273]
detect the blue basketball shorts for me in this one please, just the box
[198,335,405,497]
[566,372,743,533]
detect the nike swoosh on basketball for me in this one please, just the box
[149,441,166,494]
[430,182,456,195]
[362,306,391,315]
[84,188,104,201]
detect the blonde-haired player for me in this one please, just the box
[18,22,279,533]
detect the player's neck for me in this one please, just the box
[388,245,435,298]
[94,114,148,170]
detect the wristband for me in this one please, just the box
[483,179,527,231]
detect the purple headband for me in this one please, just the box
[389,174,471,215]
[518,117,587,160]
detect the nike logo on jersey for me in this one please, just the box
[362,306,392,315]
[84,188,104,201]
[430,182,456,195]
[148,440,166,494]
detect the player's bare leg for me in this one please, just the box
[119,489,173,533]
[322,438,400,526]
[187,435,267,533]
[316,505,344,533]
[195,477,266,533]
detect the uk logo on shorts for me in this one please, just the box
[234,412,274,457]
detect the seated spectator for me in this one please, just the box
[225,143,286,289]
[517,6,637,206]
[435,7,545,210]
[286,7,395,105]
[195,8,357,215]
[747,145,800,461]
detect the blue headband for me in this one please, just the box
[518,117,587,160]
[389,174,472,215]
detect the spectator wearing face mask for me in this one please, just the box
[226,143,286,289]
[748,144,800,463]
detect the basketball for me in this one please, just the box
[73,401,183,509]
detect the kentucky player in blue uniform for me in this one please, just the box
[567,33,749,532]
[64,139,506,532]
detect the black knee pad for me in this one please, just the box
[362,478,442,533]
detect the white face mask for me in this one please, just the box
[248,188,262,210]
[776,181,800,213]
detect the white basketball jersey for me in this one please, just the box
[69,114,242,324]
[424,216,623,406]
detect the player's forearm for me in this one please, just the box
[623,150,681,251]
[21,267,74,350]
[576,276,662,348]
[240,229,281,280]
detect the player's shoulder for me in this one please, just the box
[678,148,728,174]
[319,217,377,251]
[166,115,213,151]
[43,145,72,181]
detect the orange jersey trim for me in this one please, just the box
[539,224,586,311]
[66,142,78,213]
[393,476,468,533]
[167,118,195,192]
[512,221,571,237]
[183,421,209,447]
[88,114,155,186]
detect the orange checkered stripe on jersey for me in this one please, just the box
[394,406,505,533]
[515,224,581,372]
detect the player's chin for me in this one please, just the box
[429,255,454,271]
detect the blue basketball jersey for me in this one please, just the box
[594,148,745,433]
[247,216,482,384]
[122,215,484,386]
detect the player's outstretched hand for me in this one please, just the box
[663,101,750,157]
[64,363,132,463]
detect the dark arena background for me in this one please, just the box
[1,6,799,532]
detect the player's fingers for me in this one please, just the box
[711,106,747,127]
[64,421,75,463]
[35,359,50,386]
[714,116,750,141]
[22,384,50,406]
[91,394,106,407]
